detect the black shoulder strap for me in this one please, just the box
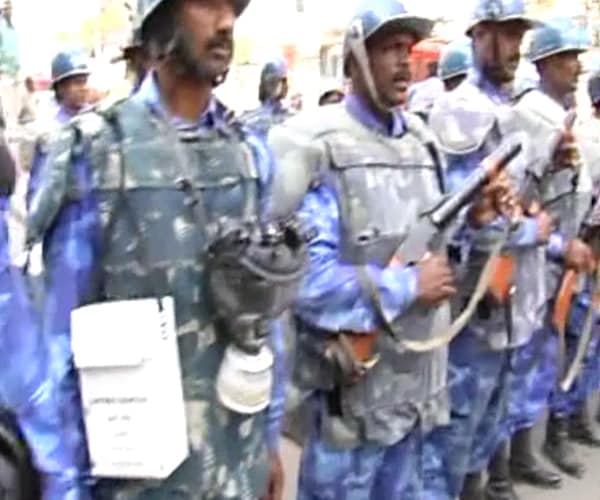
[404,113,446,194]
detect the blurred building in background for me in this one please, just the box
[5,0,600,112]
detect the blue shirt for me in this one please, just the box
[468,67,514,105]
[294,94,419,334]
[346,93,406,137]
[0,196,8,269]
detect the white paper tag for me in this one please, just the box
[71,297,189,479]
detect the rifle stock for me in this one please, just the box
[489,255,516,304]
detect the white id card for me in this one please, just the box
[71,297,189,479]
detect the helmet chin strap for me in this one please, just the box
[348,20,395,115]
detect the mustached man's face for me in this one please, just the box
[175,0,236,81]
[358,28,417,108]
[471,20,528,85]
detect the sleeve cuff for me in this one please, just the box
[511,217,539,247]
[266,424,281,452]
[546,232,567,261]
[375,264,419,325]
[403,266,419,309]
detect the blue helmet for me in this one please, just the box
[528,18,591,63]
[260,57,288,86]
[51,49,90,86]
[137,0,250,29]
[343,0,434,64]
[466,0,540,35]
[258,57,289,102]
[438,38,472,81]
[343,0,433,109]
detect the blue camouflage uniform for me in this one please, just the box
[426,65,539,500]
[0,193,88,499]
[506,19,593,435]
[26,67,290,499]
[291,94,435,500]
[268,2,488,496]
[422,12,569,490]
[544,63,600,423]
[22,50,95,500]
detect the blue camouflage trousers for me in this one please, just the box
[505,327,556,435]
[0,265,90,500]
[297,394,423,500]
[422,329,510,500]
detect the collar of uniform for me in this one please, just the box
[55,105,86,125]
[468,67,514,105]
[134,71,219,130]
[538,85,573,111]
[345,93,405,138]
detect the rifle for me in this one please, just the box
[488,110,578,307]
[560,265,600,391]
[338,140,522,373]
[558,207,600,391]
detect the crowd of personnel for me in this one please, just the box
[2,0,600,499]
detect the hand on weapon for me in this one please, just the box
[516,111,578,217]
[354,141,522,355]
[468,169,514,227]
[416,254,457,306]
[552,117,580,171]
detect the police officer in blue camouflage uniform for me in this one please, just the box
[508,18,596,483]
[240,57,294,137]
[438,38,472,92]
[24,48,94,500]
[25,0,306,498]
[422,1,571,498]
[269,1,512,498]
[22,48,94,500]
[27,48,91,205]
